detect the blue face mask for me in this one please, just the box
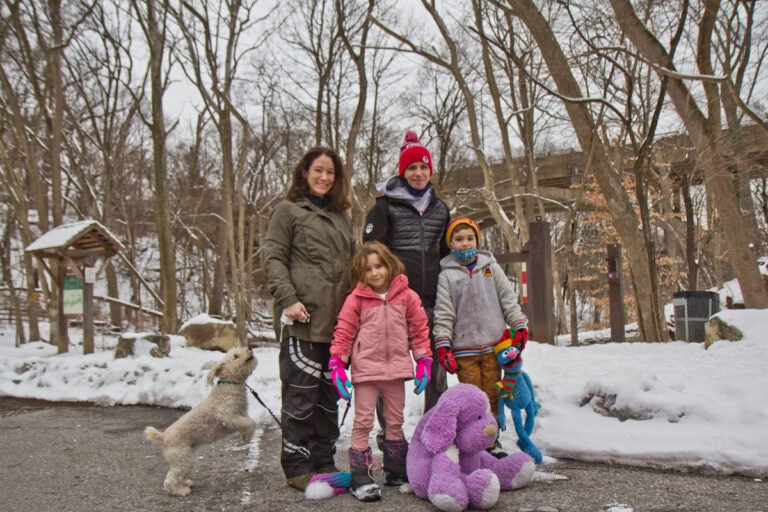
[452,247,477,264]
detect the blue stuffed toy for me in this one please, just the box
[494,332,543,463]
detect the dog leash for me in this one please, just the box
[340,396,352,427]
[245,381,314,461]
[245,382,282,429]
[247,370,351,431]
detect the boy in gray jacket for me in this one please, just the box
[433,217,529,457]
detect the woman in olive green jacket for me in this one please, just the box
[264,147,353,491]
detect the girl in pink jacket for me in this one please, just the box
[329,241,432,501]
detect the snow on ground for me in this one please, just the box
[0,308,766,478]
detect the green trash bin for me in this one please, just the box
[672,291,720,342]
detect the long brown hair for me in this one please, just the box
[286,147,351,212]
[348,241,405,289]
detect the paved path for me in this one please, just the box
[0,398,765,511]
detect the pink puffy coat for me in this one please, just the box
[331,273,431,383]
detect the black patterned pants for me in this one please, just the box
[279,336,340,479]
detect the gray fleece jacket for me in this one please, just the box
[433,250,527,357]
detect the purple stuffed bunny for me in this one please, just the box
[406,383,535,511]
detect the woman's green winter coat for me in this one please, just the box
[264,197,353,343]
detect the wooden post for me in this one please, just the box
[82,265,95,354]
[607,243,626,342]
[56,261,68,353]
[495,220,555,344]
[528,221,554,344]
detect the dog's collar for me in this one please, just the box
[216,380,243,386]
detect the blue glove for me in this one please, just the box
[413,356,432,395]
[328,356,352,400]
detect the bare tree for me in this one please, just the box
[505,0,668,341]
[0,0,44,343]
[334,0,376,227]
[129,0,179,333]
[0,209,26,346]
[336,0,374,174]
[173,0,275,339]
[1,0,50,235]
[372,1,522,254]
[282,0,342,146]
[1,0,95,345]
[66,0,145,327]
[406,64,468,191]
[609,0,768,309]
[717,0,767,253]
[562,0,685,336]
[471,0,534,241]
[341,0,401,232]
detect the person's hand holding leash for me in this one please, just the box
[282,301,310,324]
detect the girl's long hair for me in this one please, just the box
[286,146,351,212]
[348,241,405,289]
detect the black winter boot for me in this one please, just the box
[348,448,381,501]
[381,439,409,486]
[487,439,508,459]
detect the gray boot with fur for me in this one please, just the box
[348,448,381,501]
[382,439,409,486]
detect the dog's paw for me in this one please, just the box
[164,483,192,497]
[241,420,257,442]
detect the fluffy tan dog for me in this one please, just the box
[145,346,258,496]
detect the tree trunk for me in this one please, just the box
[472,1,529,242]
[510,0,667,341]
[47,0,64,227]
[609,0,768,309]
[145,0,177,333]
[106,264,122,327]
[219,107,247,341]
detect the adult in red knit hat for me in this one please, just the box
[362,129,451,449]
[399,130,433,177]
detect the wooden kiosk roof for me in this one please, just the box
[25,220,125,355]
[25,220,123,259]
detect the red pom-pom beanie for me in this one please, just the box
[399,130,433,177]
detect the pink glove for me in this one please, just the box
[328,356,352,400]
[413,356,432,395]
[437,346,459,374]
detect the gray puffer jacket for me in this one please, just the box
[264,197,353,343]
[362,176,450,308]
